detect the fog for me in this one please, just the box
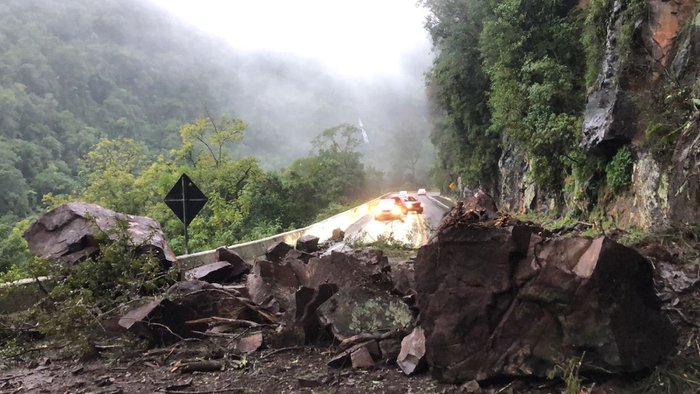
[145,0,436,183]
[0,0,435,194]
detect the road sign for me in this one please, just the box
[164,174,207,254]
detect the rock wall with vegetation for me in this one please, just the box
[423,0,700,231]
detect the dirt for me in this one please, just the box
[0,339,464,394]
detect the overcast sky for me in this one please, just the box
[145,0,432,79]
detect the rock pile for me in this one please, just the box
[25,202,678,387]
[120,236,416,370]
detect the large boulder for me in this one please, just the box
[214,247,250,278]
[265,242,293,263]
[246,259,304,314]
[415,221,676,383]
[24,202,176,267]
[184,261,237,284]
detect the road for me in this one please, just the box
[341,193,451,248]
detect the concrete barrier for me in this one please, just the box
[427,193,454,210]
[178,193,390,270]
[0,277,54,314]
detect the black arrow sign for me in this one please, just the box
[164,174,207,253]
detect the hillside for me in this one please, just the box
[0,0,433,219]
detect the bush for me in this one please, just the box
[581,0,612,89]
[605,146,633,195]
[346,231,415,259]
[31,219,176,350]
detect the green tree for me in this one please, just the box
[311,123,362,155]
[421,0,500,191]
[282,125,369,225]
[78,138,149,214]
[0,218,33,274]
[177,113,246,167]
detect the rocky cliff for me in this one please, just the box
[498,0,700,230]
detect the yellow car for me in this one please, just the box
[373,197,407,220]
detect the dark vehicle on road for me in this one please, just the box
[402,195,423,214]
[373,197,407,220]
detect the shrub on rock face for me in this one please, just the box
[415,222,676,383]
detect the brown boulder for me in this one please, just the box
[184,261,236,284]
[214,247,250,278]
[294,284,338,342]
[266,242,293,263]
[304,251,393,291]
[246,259,303,314]
[24,202,176,267]
[415,223,677,383]
[463,189,498,218]
[296,234,320,253]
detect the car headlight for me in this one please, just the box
[391,206,401,214]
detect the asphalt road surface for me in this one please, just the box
[341,193,451,248]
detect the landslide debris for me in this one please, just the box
[4,200,697,393]
[23,202,176,268]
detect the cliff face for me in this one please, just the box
[498,0,700,229]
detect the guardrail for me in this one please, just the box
[0,277,53,314]
[177,193,390,270]
[427,193,453,210]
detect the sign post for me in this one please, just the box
[164,174,207,254]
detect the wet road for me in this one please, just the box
[342,193,451,248]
